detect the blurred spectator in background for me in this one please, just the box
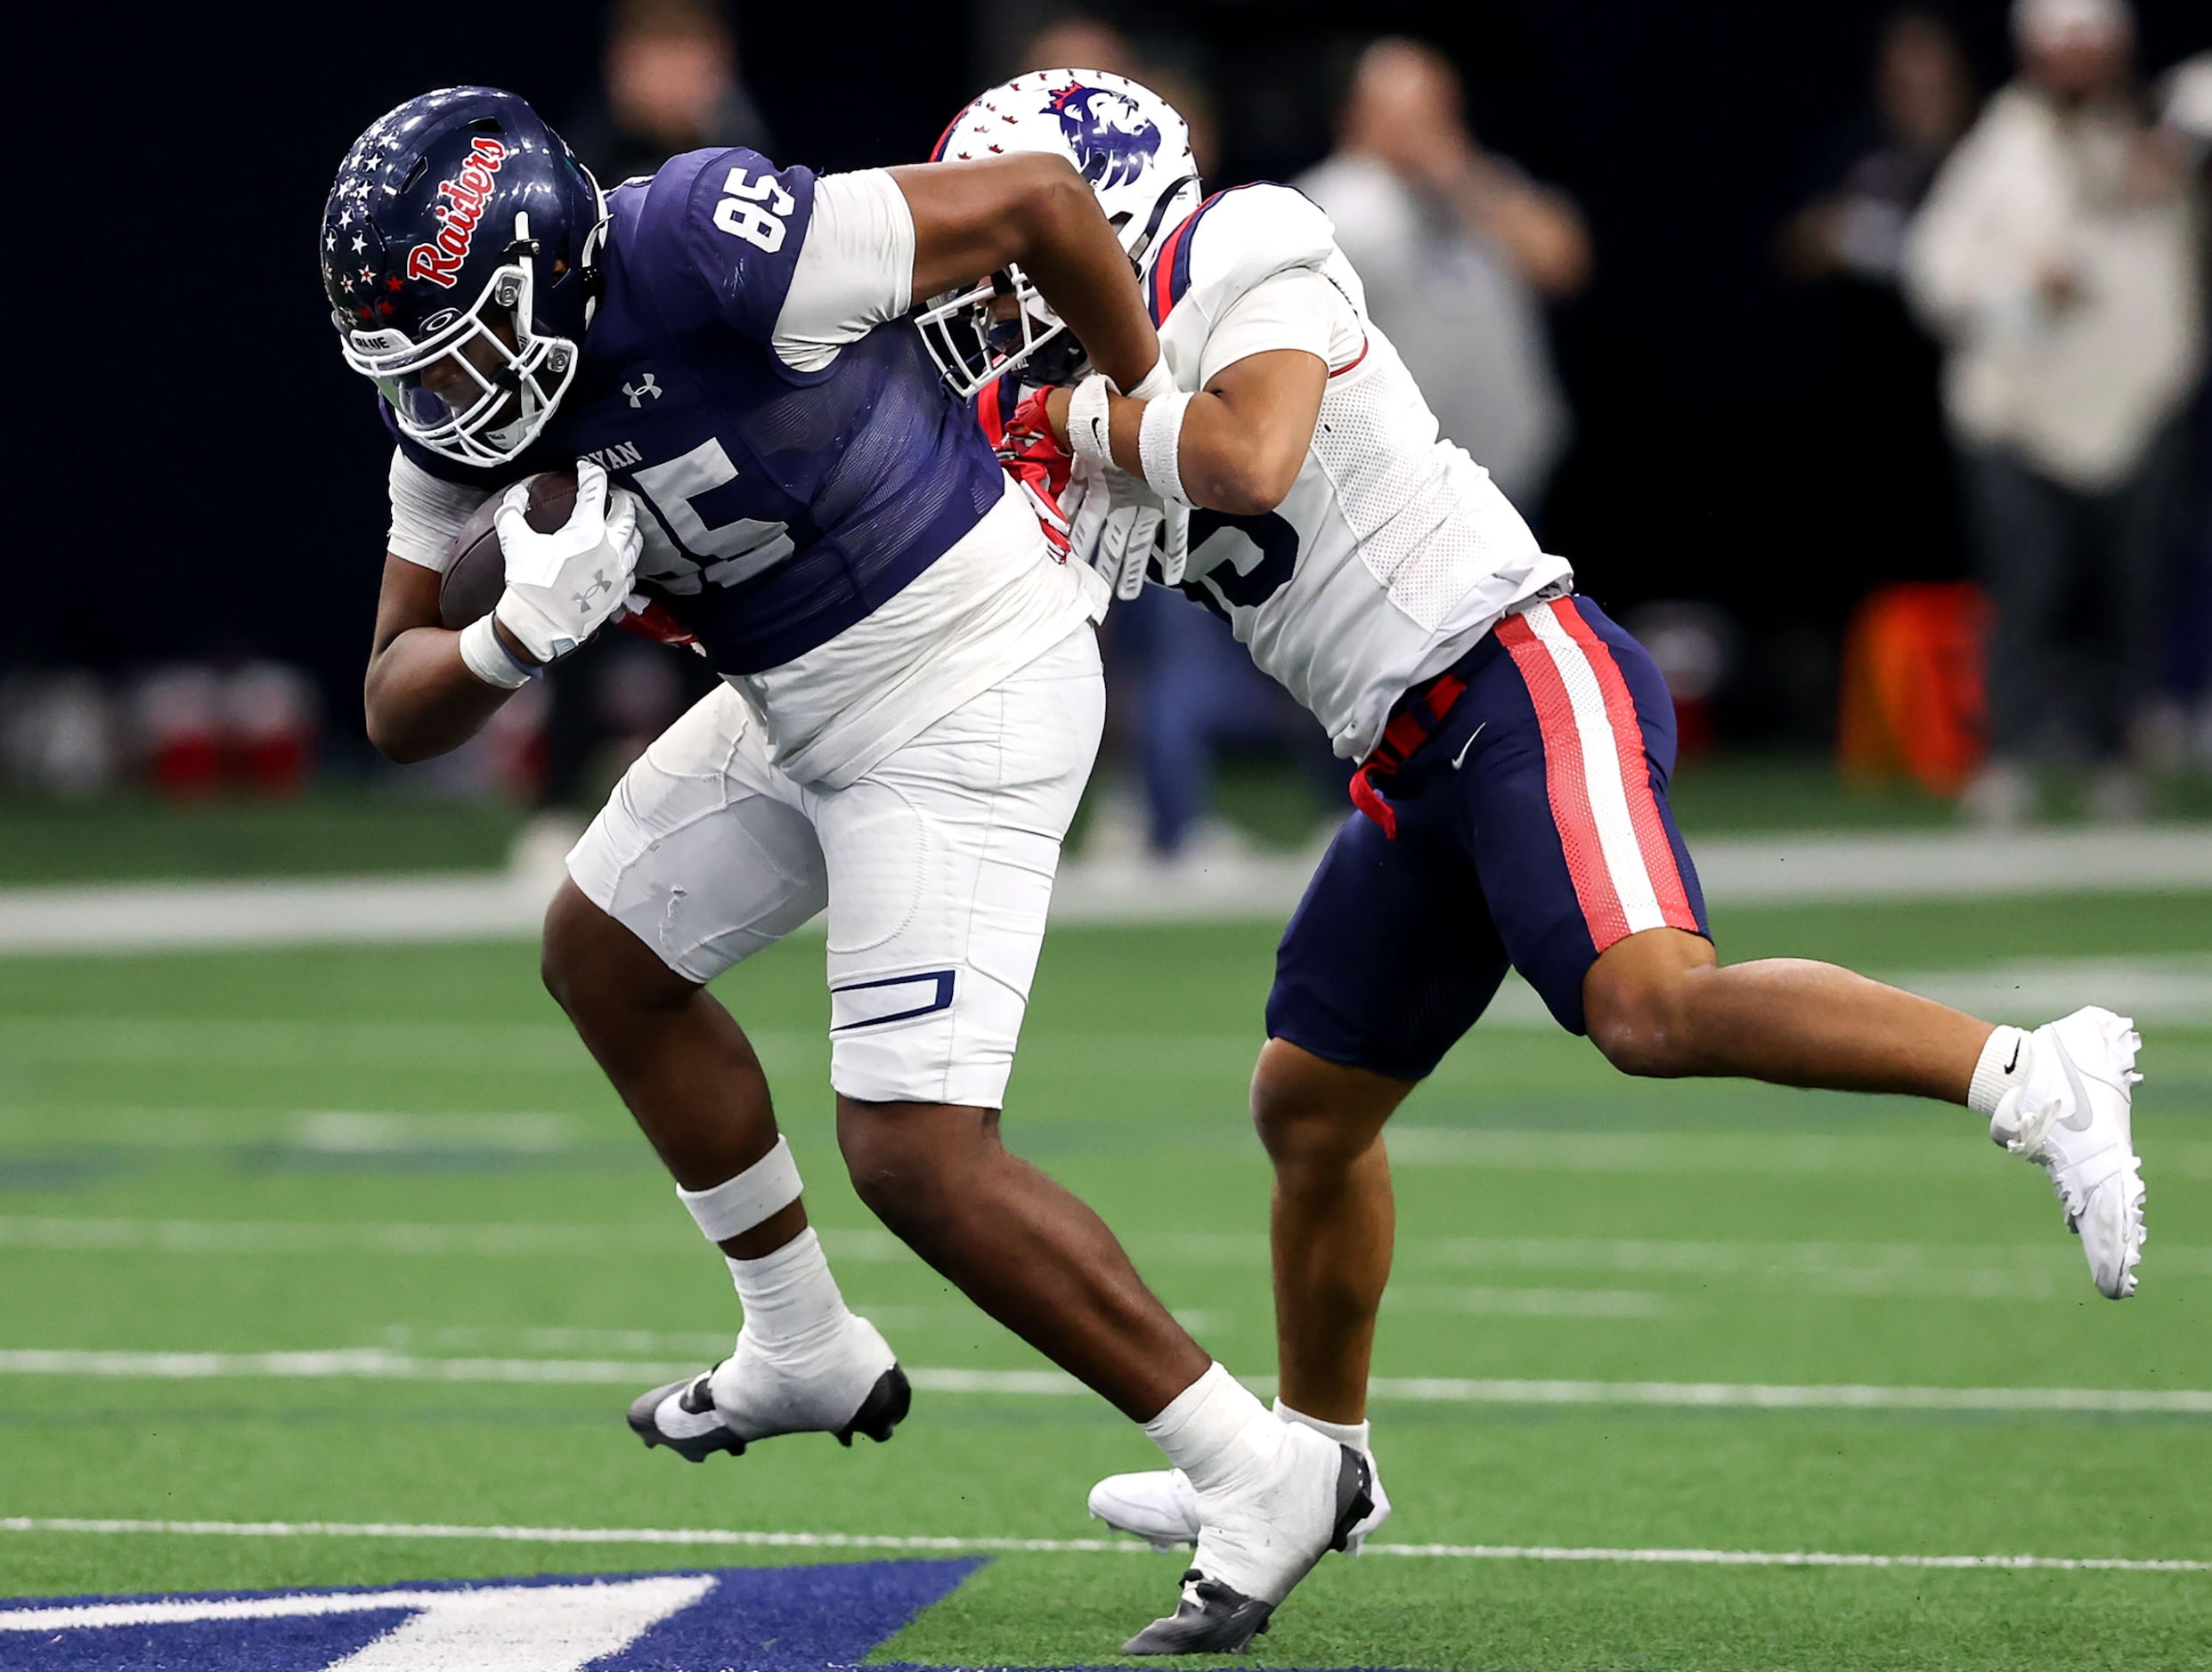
[2159,53,2212,767]
[564,0,771,188]
[1782,10,1977,593]
[1019,15,1143,81]
[1906,0,2204,825]
[1297,38,1591,515]
[545,0,763,809]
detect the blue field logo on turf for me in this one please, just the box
[0,1558,981,1672]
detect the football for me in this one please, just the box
[438,469,579,630]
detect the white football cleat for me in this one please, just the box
[627,1313,907,1459]
[1091,1446,1393,1554]
[1990,1007,2146,1299]
[1121,1422,1371,1655]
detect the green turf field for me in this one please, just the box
[1,892,2208,1668]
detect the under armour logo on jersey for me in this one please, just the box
[625,373,663,407]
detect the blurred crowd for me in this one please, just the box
[7,0,2210,851]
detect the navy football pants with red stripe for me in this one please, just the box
[1268,596,1711,1081]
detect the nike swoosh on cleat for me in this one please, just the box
[2056,1050,2098,1133]
[1452,722,1487,769]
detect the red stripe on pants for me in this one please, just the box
[1493,609,1631,947]
[1550,599,1699,931]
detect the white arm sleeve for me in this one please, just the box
[1197,267,1362,386]
[386,449,492,572]
[771,169,916,373]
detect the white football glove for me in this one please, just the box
[1064,459,1190,602]
[492,459,644,663]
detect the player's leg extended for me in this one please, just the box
[554,687,907,1457]
[821,629,1367,1649]
[1583,927,1988,1095]
[1484,597,2145,1297]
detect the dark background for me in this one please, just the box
[20,1,2211,761]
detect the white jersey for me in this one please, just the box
[1144,184,1574,760]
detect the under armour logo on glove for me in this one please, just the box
[572,569,615,610]
[624,373,663,407]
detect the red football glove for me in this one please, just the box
[614,594,705,655]
[975,383,1074,559]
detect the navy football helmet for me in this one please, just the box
[321,87,605,467]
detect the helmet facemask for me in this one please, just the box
[915,170,1197,401]
[339,239,579,468]
[916,265,1085,400]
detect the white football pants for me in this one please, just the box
[566,628,1103,1108]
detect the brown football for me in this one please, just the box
[438,469,580,630]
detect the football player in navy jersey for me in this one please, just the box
[325,87,1365,1653]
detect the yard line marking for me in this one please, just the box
[4,829,2210,953]
[1383,1286,1673,1319]
[1362,1542,2211,1572]
[0,1216,908,1262]
[5,1217,2208,1291]
[0,1573,715,1643]
[0,1350,2204,1414]
[1386,1126,2212,1181]
[0,1516,2201,1574]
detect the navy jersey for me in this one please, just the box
[392,148,1006,675]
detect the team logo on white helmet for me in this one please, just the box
[919,68,1201,397]
[1048,82,1160,190]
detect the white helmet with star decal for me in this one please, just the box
[916,68,1201,396]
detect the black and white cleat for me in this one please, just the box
[627,1370,746,1462]
[1122,1444,1372,1655]
[1121,1571,1278,1656]
[627,1361,911,1461]
[834,1363,913,1446]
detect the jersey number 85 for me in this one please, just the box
[713,166,795,253]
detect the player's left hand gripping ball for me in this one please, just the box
[492,459,644,662]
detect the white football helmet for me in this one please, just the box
[917,68,1202,396]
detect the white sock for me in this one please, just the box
[1275,1399,1370,1454]
[1968,1026,2032,1116]
[1144,1362,1275,1495]
[726,1228,851,1353]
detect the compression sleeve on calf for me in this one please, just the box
[677,1134,805,1242]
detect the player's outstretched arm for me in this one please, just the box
[1045,348,1327,518]
[362,556,531,763]
[891,154,1159,393]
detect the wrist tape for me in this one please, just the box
[677,1134,804,1242]
[1065,375,1115,473]
[458,613,535,690]
[1125,355,1177,402]
[1137,390,1192,507]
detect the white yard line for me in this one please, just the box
[0,1515,2200,1574]
[5,1218,2208,1290]
[0,1348,2204,1414]
[3,827,2209,954]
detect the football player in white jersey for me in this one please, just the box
[336,87,1363,1656]
[927,69,2150,1561]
